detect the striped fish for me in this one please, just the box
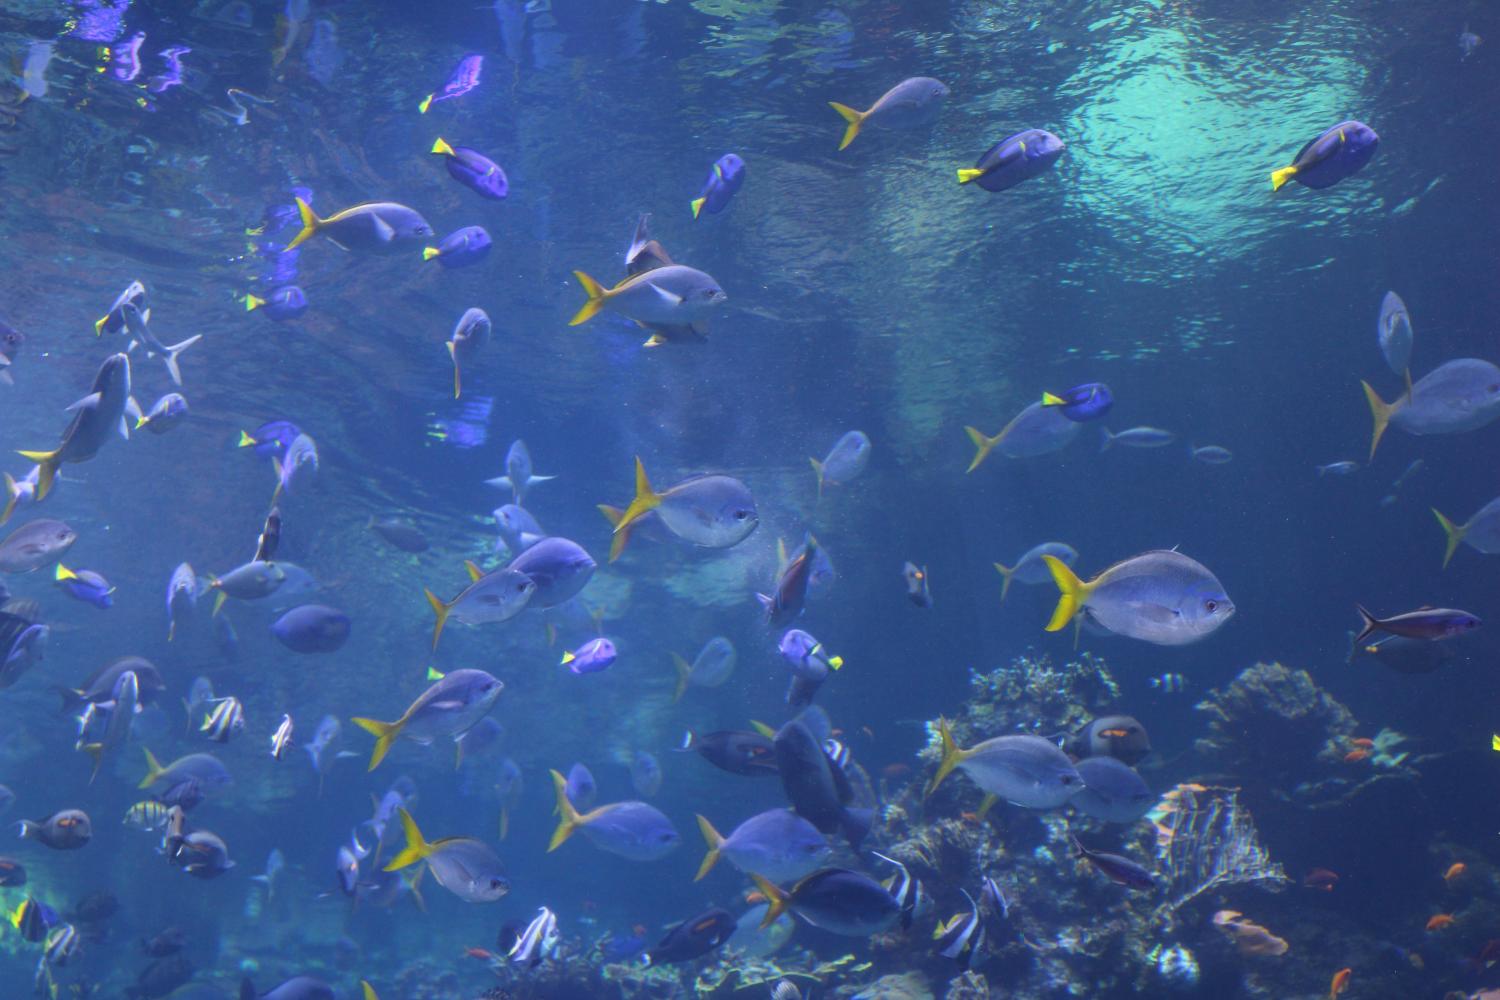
[873,851,925,931]
[933,888,984,971]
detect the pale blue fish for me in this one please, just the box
[965,402,1080,472]
[548,770,681,861]
[485,440,554,504]
[993,542,1078,603]
[671,636,736,702]
[1100,426,1176,451]
[809,431,870,496]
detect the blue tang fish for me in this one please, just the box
[419,53,482,113]
[424,226,492,269]
[561,637,617,675]
[1041,383,1113,422]
[245,286,308,321]
[957,128,1065,192]
[1271,120,1379,192]
[691,154,745,219]
[431,138,509,200]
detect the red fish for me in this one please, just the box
[1329,967,1351,999]
[1303,868,1339,891]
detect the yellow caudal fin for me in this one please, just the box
[963,427,998,474]
[0,473,17,525]
[422,247,441,261]
[285,197,321,251]
[749,719,776,739]
[569,271,608,326]
[751,873,790,926]
[237,430,257,449]
[548,768,585,851]
[54,564,77,584]
[690,196,706,219]
[1360,380,1393,462]
[608,457,662,562]
[16,450,58,501]
[463,560,483,583]
[1270,165,1297,192]
[671,652,692,703]
[1041,392,1066,407]
[244,294,265,311]
[352,716,404,771]
[993,562,1016,603]
[361,982,379,1000]
[560,650,576,666]
[447,340,462,399]
[418,92,434,113]
[138,747,166,789]
[1433,508,1466,569]
[424,588,451,651]
[79,742,104,784]
[828,101,864,150]
[430,136,454,156]
[809,457,825,498]
[925,717,972,797]
[1042,554,1093,633]
[956,168,984,184]
[382,807,432,872]
[694,814,726,881]
[976,793,998,821]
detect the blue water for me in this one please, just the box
[0,1,1497,998]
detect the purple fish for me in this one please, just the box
[691,154,745,219]
[430,139,508,200]
[561,637,616,675]
[758,534,819,626]
[54,565,113,609]
[238,420,301,459]
[1353,604,1480,647]
[270,604,350,654]
[419,54,482,113]
[1271,120,1379,192]
[245,286,308,321]
[105,31,146,82]
[957,129,1065,193]
[423,226,492,269]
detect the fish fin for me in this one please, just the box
[690,196,706,219]
[418,92,434,113]
[424,588,451,651]
[671,652,692,703]
[448,340,461,398]
[963,426,997,474]
[645,281,682,309]
[1270,164,1297,192]
[1042,555,1092,632]
[993,562,1015,603]
[597,503,623,527]
[1041,392,1066,406]
[751,874,789,926]
[352,716,403,771]
[1432,508,1465,569]
[569,271,608,326]
[361,982,379,1000]
[138,746,165,789]
[65,391,103,414]
[79,742,103,784]
[925,718,972,797]
[828,654,844,670]
[212,589,228,616]
[609,457,661,562]
[750,719,776,739]
[460,561,483,583]
[976,793,998,820]
[159,335,200,387]
[237,430,257,448]
[0,473,17,525]
[430,136,454,156]
[1352,604,1380,648]
[809,456,824,497]
[694,814,725,881]
[1360,380,1392,462]
[93,315,107,336]
[53,564,76,583]
[422,246,441,261]
[828,101,864,150]
[560,650,575,665]
[244,294,265,311]
[956,168,985,184]
[382,807,430,871]
[1098,427,1116,452]
[548,768,585,851]
[426,665,445,681]
[286,197,321,251]
[16,450,58,500]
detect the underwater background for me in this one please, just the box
[0,0,1498,998]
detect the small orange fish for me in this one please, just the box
[1343,749,1370,763]
[1098,728,1130,739]
[744,890,767,905]
[1350,737,1374,748]
[1329,967,1351,998]
[1444,862,1467,884]
[959,811,979,824]
[463,947,493,961]
[1426,913,1456,932]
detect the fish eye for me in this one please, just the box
[1205,599,1218,612]
[1060,774,1077,785]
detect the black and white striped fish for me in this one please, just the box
[933,888,984,971]
[822,737,850,771]
[508,906,559,968]
[979,875,1009,921]
[769,980,802,1000]
[269,713,294,759]
[200,696,244,743]
[872,851,926,931]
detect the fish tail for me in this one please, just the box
[93,314,107,337]
[285,197,321,251]
[212,589,228,616]
[352,716,403,771]
[925,717,972,797]
[382,807,431,872]
[963,426,997,474]
[138,746,165,789]
[1432,508,1466,569]
[809,456,824,497]
[560,650,576,666]
[547,769,584,851]
[828,101,864,150]
[1270,164,1297,192]
[751,874,790,926]
[694,814,725,881]
[16,450,58,501]
[1352,604,1380,648]
[670,653,693,703]
[690,196,706,219]
[79,742,103,784]
[244,294,265,312]
[609,457,661,562]
[1041,392,1066,406]
[1361,380,1392,461]
[749,719,776,739]
[418,93,434,114]
[422,246,441,261]
[1098,427,1116,452]
[956,168,985,184]
[430,136,454,156]
[361,982,379,1000]
[237,430,257,449]
[976,793,998,821]
[568,271,608,326]
[992,562,1015,603]
[0,473,17,525]
[424,588,451,651]
[1042,555,1093,632]
[447,340,461,399]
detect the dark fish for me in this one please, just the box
[933,889,984,970]
[690,154,745,219]
[238,420,301,459]
[9,896,56,941]
[0,855,25,886]
[423,225,492,269]
[418,52,482,113]
[238,975,337,1000]
[1354,604,1481,646]
[369,517,429,552]
[1041,382,1113,422]
[270,604,351,653]
[958,128,1066,193]
[902,562,932,608]
[430,138,508,200]
[17,353,133,499]
[141,926,186,956]
[643,908,735,965]
[1069,834,1154,890]
[126,954,193,999]
[1065,715,1151,766]
[19,809,91,849]
[72,889,117,923]
[758,534,819,627]
[774,720,865,845]
[873,852,926,930]
[244,285,308,321]
[1270,119,1379,191]
[1358,633,1455,675]
[753,868,900,936]
[58,655,165,712]
[676,729,778,776]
